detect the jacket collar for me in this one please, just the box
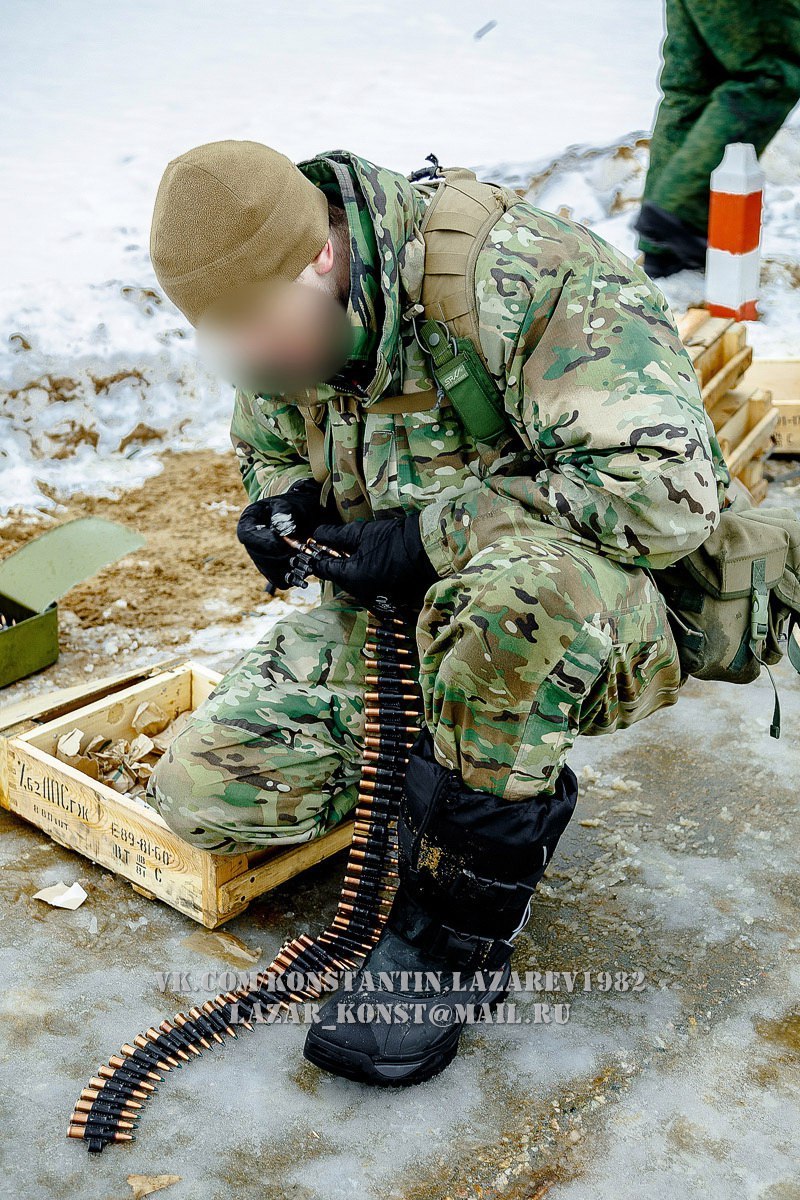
[295,149,427,409]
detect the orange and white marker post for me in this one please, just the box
[705,142,765,321]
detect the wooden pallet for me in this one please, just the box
[678,311,753,398]
[0,661,353,928]
[676,306,779,504]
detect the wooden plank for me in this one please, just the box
[701,345,753,411]
[684,316,735,385]
[717,393,762,457]
[5,737,208,922]
[675,307,713,341]
[17,666,192,757]
[721,324,747,358]
[202,848,250,927]
[743,357,800,398]
[682,313,732,349]
[714,388,772,458]
[715,388,777,478]
[741,359,800,454]
[706,387,751,432]
[727,405,779,477]
[738,455,767,491]
[684,317,747,389]
[733,475,755,504]
[698,324,746,387]
[190,664,221,708]
[214,820,355,919]
[0,657,181,735]
[735,458,769,504]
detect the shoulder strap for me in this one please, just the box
[412,168,517,450]
[371,169,517,432]
[419,168,512,333]
[298,402,337,515]
[298,402,329,487]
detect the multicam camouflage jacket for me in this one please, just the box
[230,150,731,576]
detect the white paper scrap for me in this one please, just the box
[32,881,88,910]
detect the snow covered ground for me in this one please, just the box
[3,0,798,517]
[2,0,667,287]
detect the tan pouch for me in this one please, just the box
[649,490,800,736]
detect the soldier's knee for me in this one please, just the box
[445,537,597,615]
[146,732,224,849]
[422,540,591,664]
[146,716,348,854]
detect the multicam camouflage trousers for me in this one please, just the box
[147,527,684,854]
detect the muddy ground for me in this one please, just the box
[1,449,267,666]
[1,451,799,1200]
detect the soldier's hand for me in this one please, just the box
[309,512,440,612]
[237,477,331,590]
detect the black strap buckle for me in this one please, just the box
[408,153,442,182]
[448,868,535,909]
[429,922,514,970]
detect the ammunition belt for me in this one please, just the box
[68,536,422,1153]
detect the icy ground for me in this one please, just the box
[2,649,798,1200]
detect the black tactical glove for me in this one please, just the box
[309,511,440,613]
[237,477,334,590]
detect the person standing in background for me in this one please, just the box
[635,0,800,278]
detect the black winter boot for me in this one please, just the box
[302,728,579,1086]
[634,200,708,276]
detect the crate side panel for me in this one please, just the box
[21,666,193,756]
[7,740,206,921]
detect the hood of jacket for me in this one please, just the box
[294,149,428,409]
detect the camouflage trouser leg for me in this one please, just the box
[415,530,683,801]
[642,0,800,238]
[147,594,376,854]
[148,531,683,851]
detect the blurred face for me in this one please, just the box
[197,235,353,393]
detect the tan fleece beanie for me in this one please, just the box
[149,140,331,326]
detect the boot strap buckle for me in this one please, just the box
[429,923,514,970]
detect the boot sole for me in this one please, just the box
[302,975,511,1087]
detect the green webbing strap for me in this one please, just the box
[750,557,769,647]
[749,556,781,739]
[417,319,507,446]
[298,405,329,487]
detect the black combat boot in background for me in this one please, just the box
[635,199,708,277]
[303,728,579,1086]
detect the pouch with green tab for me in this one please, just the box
[650,490,800,737]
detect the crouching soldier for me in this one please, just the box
[146,140,730,1085]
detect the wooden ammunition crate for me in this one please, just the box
[678,309,752,398]
[711,387,779,503]
[0,661,353,928]
[741,358,800,455]
[676,307,780,504]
